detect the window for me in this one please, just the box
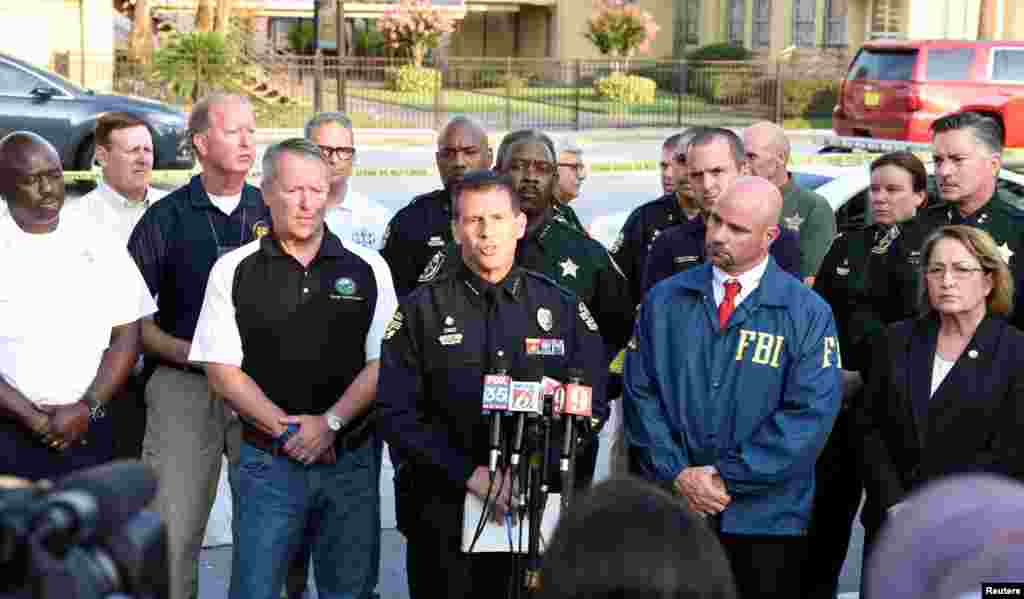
[728,0,745,46]
[870,0,906,37]
[845,49,917,81]
[825,0,847,46]
[793,0,816,48]
[992,48,1024,82]
[673,0,700,57]
[0,63,45,96]
[752,0,770,49]
[925,48,974,81]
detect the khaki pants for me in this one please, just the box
[143,366,239,599]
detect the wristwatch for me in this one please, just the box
[324,410,345,432]
[81,395,105,421]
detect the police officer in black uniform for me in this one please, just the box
[808,151,929,599]
[378,170,607,599]
[495,129,586,235]
[610,127,706,307]
[381,116,493,298]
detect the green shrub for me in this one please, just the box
[687,43,752,61]
[385,65,442,94]
[689,68,754,103]
[783,79,840,118]
[593,73,657,104]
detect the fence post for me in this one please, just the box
[573,59,581,131]
[774,59,784,124]
[433,59,445,131]
[314,50,324,115]
[676,60,684,127]
[505,56,513,131]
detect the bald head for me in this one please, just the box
[704,176,781,275]
[0,131,65,233]
[743,122,791,188]
[436,116,492,189]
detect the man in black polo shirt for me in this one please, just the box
[190,138,397,599]
[381,115,493,297]
[127,92,270,599]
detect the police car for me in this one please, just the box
[588,160,1024,250]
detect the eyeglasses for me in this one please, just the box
[925,263,987,279]
[507,159,555,175]
[437,146,482,160]
[318,145,356,161]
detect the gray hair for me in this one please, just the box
[931,111,1004,156]
[688,127,746,170]
[304,112,354,140]
[556,135,583,158]
[261,138,327,186]
[496,129,556,170]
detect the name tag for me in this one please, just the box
[525,338,565,356]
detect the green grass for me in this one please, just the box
[782,115,833,130]
[253,100,420,129]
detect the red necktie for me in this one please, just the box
[719,280,741,330]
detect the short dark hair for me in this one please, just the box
[452,169,521,218]
[496,129,556,171]
[538,477,738,599]
[688,127,745,169]
[95,112,149,148]
[930,111,1004,155]
[870,151,928,193]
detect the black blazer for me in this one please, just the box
[855,315,1024,530]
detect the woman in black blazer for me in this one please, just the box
[856,225,1024,574]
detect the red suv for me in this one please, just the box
[833,40,1024,146]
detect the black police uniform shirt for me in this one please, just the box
[419,211,634,353]
[189,228,398,416]
[609,192,687,307]
[380,188,453,298]
[814,219,928,375]
[918,191,1024,329]
[641,216,803,296]
[376,263,608,491]
[128,175,271,342]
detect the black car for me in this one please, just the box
[0,52,193,170]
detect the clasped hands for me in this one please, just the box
[277,414,338,466]
[31,401,91,453]
[674,465,731,516]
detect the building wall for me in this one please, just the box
[906,0,981,40]
[1007,0,1024,40]
[0,0,114,91]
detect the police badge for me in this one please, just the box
[418,251,446,282]
[537,307,553,332]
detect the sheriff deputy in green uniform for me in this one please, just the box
[918,111,1024,330]
[807,151,930,599]
[419,130,633,486]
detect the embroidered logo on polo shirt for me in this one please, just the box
[352,229,377,248]
[335,277,357,296]
[253,221,270,239]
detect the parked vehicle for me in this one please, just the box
[0,52,193,170]
[833,40,1024,146]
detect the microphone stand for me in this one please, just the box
[523,393,554,596]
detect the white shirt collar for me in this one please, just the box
[97,182,153,209]
[712,255,771,307]
[327,185,368,214]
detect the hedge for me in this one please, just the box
[385,65,442,94]
[593,73,657,104]
[783,79,840,118]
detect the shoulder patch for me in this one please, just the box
[419,250,446,282]
[383,309,404,340]
[609,231,624,255]
[578,301,599,332]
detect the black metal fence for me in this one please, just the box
[62,52,843,131]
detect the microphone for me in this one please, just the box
[33,461,158,552]
[561,368,592,498]
[483,351,512,475]
[509,363,544,468]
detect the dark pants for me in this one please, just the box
[805,409,864,599]
[860,523,881,599]
[717,533,807,599]
[401,482,515,599]
[110,373,147,460]
[0,409,115,482]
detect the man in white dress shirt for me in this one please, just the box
[305,112,392,250]
[0,131,156,481]
[75,112,168,243]
[76,112,168,460]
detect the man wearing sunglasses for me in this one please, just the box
[305,112,393,252]
[382,116,493,298]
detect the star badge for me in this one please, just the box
[783,213,804,232]
[997,242,1014,264]
[560,258,579,278]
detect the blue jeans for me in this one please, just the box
[229,438,380,599]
